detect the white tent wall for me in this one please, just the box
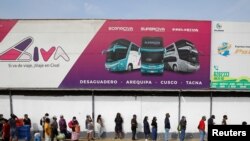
[213,97,250,125]
[11,95,92,132]
[141,96,179,133]
[0,95,11,118]
[95,96,179,134]
[180,97,210,133]
[1,94,250,136]
[95,96,142,134]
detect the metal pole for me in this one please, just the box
[92,90,95,138]
[9,90,13,114]
[210,92,213,117]
[178,90,181,123]
[178,90,181,137]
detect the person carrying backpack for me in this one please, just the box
[40,113,49,138]
[178,116,187,141]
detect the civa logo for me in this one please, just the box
[0,37,70,62]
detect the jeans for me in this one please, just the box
[144,133,150,139]
[179,129,185,141]
[165,128,170,141]
[199,130,205,141]
[152,127,157,141]
[132,129,136,140]
[10,128,17,138]
[97,124,104,138]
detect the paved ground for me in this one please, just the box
[73,138,200,141]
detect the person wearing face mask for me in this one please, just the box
[68,117,79,132]
[68,117,79,141]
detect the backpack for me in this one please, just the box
[177,124,181,131]
[40,117,45,126]
[40,119,43,126]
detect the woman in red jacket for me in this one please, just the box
[2,119,10,141]
[198,116,206,141]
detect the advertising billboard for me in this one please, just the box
[0,20,211,89]
[211,21,250,89]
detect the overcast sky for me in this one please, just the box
[1,0,250,21]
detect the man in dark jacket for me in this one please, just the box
[23,114,31,126]
[179,116,187,141]
[131,114,138,140]
[208,115,215,125]
[9,114,17,141]
[59,115,67,137]
[51,116,59,141]
[164,113,171,141]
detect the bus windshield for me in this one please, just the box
[176,40,199,64]
[178,49,199,64]
[141,52,164,64]
[106,39,130,62]
[189,51,199,64]
[106,47,128,62]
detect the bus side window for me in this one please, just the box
[166,44,175,52]
[165,56,177,62]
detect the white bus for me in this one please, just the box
[103,39,141,72]
[140,37,165,74]
[164,39,200,73]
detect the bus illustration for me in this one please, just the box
[103,39,141,72]
[140,37,165,74]
[164,39,200,73]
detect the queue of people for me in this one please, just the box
[0,114,31,141]
[0,113,248,141]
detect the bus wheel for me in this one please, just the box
[128,64,133,71]
[173,65,178,72]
